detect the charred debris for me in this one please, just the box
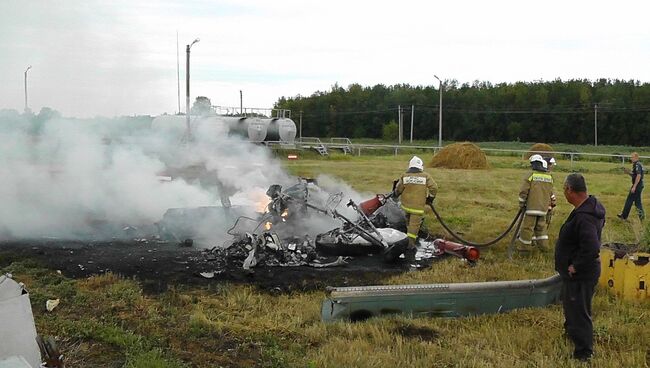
[163,177,480,271]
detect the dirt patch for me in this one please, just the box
[430,142,488,170]
[0,240,434,294]
[526,143,554,159]
[393,324,441,341]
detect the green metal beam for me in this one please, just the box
[321,274,562,322]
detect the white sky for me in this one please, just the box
[1,0,649,117]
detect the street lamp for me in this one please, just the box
[185,38,200,141]
[24,65,32,113]
[434,75,443,147]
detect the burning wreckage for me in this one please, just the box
[166,178,480,271]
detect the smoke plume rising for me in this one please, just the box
[0,110,367,245]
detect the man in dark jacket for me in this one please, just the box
[617,152,644,220]
[554,173,605,361]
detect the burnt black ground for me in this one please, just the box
[0,240,432,294]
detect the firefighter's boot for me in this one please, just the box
[403,247,417,263]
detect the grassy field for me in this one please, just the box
[2,153,650,367]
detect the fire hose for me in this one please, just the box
[428,203,526,248]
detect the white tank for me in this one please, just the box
[225,117,267,142]
[266,118,297,143]
[150,115,297,143]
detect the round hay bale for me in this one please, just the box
[429,142,489,169]
[526,143,554,159]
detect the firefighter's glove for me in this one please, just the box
[426,196,435,206]
[550,194,557,208]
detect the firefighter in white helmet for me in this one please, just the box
[394,156,438,260]
[517,154,555,250]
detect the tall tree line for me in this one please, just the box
[274,79,650,145]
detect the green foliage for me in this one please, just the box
[275,79,650,145]
[125,349,188,368]
[382,120,399,141]
[640,222,650,252]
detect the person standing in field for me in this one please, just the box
[517,154,555,251]
[392,156,437,261]
[617,152,644,221]
[555,173,605,362]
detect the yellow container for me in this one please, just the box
[599,247,649,301]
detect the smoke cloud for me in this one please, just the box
[0,109,367,245]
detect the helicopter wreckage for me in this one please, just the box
[157,178,480,272]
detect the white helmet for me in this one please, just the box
[409,156,424,171]
[529,154,548,169]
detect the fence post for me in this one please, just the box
[570,153,574,168]
[358,147,361,157]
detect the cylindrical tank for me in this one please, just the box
[265,118,297,143]
[224,117,267,143]
[151,115,297,143]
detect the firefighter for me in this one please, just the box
[394,156,438,259]
[517,154,555,250]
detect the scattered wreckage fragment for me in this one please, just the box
[220,180,481,270]
[0,274,41,367]
[315,193,480,264]
[215,179,349,270]
[321,273,562,322]
[0,274,64,368]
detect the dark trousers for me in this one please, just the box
[562,279,597,359]
[621,185,644,220]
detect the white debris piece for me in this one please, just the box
[0,274,41,368]
[46,299,60,312]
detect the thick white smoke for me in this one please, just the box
[0,110,369,244]
[0,111,290,240]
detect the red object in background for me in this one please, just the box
[287,154,298,160]
[434,239,480,262]
[359,195,383,216]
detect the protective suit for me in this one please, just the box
[394,156,438,249]
[518,154,555,249]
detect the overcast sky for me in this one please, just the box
[1,0,649,117]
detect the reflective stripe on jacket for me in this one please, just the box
[519,171,554,215]
[395,170,437,213]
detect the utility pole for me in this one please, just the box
[185,38,200,141]
[410,104,414,143]
[594,104,598,146]
[397,105,402,144]
[299,110,303,141]
[434,75,443,147]
[24,65,32,113]
[240,90,243,115]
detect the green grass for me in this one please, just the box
[2,152,650,367]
